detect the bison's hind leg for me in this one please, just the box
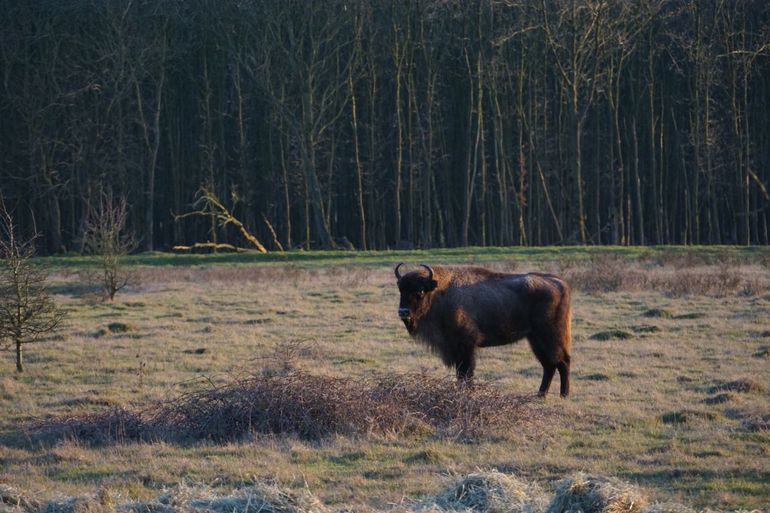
[537,363,557,397]
[557,355,571,397]
[529,333,571,398]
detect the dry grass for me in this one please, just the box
[561,254,768,297]
[4,470,760,513]
[1,251,769,511]
[429,471,547,513]
[546,473,648,513]
[28,372,537,444]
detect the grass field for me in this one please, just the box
[1,247,769,512]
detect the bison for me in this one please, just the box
[395,263,572,397]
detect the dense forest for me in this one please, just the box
[2,0,770,253]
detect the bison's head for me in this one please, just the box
[395,263,438,334]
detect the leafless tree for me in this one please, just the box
[0,200,65,372]
[83,192,138,301]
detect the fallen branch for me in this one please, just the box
[172,243,247,253]
[261,213,285,252]
[175,187,268,253]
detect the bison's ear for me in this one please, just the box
[426,279,438,291]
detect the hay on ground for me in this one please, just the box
[546,473,648,513]
[44,483,329,513]
[0,485,40,513]
[430,471,547,513]
[186,484,327,513]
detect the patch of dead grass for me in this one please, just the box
[546,473,648,513]
[1,466,762,513]
[430,471,547,513]
[562,257,768,298]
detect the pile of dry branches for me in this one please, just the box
[29,371,538,444]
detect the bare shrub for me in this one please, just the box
[713,262,743,297]
[29,372,538,444]
[656,266,744,298]
[83,192,138,301]
[551,256,581,280]
[0,201,66,372]
[549,252,770,298]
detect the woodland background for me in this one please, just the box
[2,0,770,253]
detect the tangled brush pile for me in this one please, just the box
[29,371,537,444]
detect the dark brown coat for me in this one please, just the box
[395,263,572,397]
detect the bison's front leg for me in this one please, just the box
[449,309,480,384]
[455,355,476,383]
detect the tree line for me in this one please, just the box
[2,0,770,253]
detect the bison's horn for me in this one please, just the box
[419,264,434,282]
[395,262,405,280]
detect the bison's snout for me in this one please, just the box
[398,307,411,319]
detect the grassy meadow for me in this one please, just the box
[1,247,769,512]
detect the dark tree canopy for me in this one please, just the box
[1,0,769,252]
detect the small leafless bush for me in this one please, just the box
[0,200,66,372]
[83,192,138,301]
[28,372,538,445]
[655,266,744,298]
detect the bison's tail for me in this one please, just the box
[549,275,573,352]
[560,284,572,348]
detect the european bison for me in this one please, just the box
[395,263,572,397]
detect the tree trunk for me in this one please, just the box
[16,340,23,373]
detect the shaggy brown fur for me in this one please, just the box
[395,263,573,397]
